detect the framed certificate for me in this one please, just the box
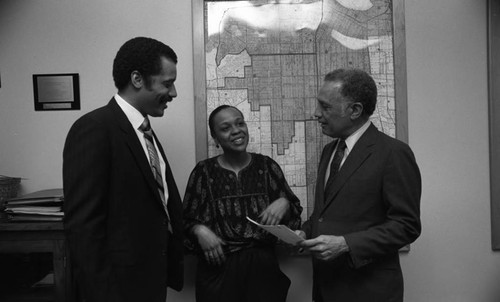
[33,73,80,111]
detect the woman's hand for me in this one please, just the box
[192,224,226,266]
[259,197,290,225]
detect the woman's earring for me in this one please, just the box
[216,144,220,148]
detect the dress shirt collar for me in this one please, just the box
[344,119,371,152]
[114,93,146,130]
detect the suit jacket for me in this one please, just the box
[63,98,184,302]
[303,123,421,302]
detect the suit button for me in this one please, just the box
[318,218,324,222]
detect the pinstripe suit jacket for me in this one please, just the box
[63,98,183,302]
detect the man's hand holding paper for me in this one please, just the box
[297,234,349,261]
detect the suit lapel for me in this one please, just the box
[314,141,336,211]
[320,124,378,215]
[153,130,181,204]
[108,99,162,203]
[153,135,183,230]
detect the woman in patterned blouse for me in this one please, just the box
[183,104,303,302]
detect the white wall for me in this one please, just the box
[402,1,500,301]
[0,0,195,195]
[0,0,498,301]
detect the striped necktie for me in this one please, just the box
[139,118,171,228]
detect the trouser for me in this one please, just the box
[195,246,291,302]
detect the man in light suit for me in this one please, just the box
[298,69,421,302]
[63,37,183,302]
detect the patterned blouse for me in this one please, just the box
[183,153,302,254]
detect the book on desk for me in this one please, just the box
[3,188,64,222]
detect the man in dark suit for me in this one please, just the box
[63,37,183,302]
[298,68,421,302]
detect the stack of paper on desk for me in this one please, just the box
[4,188,64,222]
[246,216,303,245]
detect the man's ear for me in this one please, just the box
[130,71,143,89]
[350,102,364,120]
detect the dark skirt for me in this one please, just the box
[195,246,291,302]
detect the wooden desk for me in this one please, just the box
[0,218,73,302]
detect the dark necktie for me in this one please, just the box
[139,118,171,228]
[324,139,347,192]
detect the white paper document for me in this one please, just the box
[246,216,303,245]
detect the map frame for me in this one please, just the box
[191,0,408,222]
[488,0,500,251]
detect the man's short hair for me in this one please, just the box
[112,37,177,90]
[324,68,377,117]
